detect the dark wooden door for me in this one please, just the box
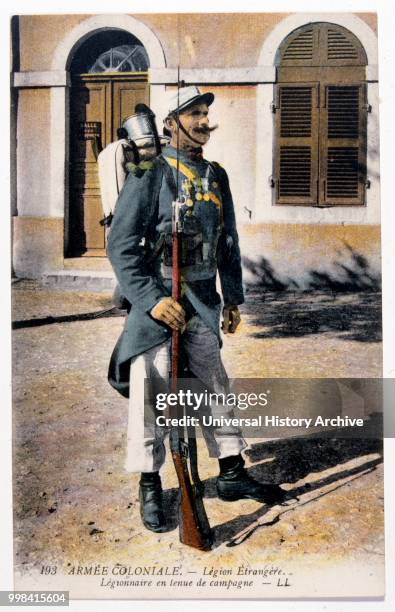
[69,76,148,256]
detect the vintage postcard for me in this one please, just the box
[9,5,387,603]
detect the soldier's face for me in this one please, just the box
[169,103,211,147]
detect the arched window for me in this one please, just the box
[70,30,149,74]
[88,44,149,73]
[273,22,368,206]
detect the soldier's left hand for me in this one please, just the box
[222,305,241,334]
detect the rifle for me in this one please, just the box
[169,197,212,551]
[168,66,212,551]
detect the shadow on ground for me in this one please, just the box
[162,417,383,547]
[241,244,381,343]
[12,307,126,329]
[242,290,382,343]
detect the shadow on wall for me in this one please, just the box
[242,242,381,293]
[242,244,381,343]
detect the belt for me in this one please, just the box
[180,295,197,322]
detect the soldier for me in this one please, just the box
[98,105,169,230]
[98,106,169,309]
[107,86,285,533]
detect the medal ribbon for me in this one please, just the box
[164,156,222,209]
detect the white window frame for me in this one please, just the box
[255,13,379,225]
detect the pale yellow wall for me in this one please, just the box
[19,14,90,71]
[239,223,381,290]
[355,12,377,33]
[13,217,64,277]
[16,88,51,217]
[204,86,256,225]
[11,216,381,288]
[165,84,256,222]
[18,13,377,71]
[13,12,380,281]
[138,13,289,68]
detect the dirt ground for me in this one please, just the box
[11,280,384,597]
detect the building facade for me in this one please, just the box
[11,12,380,290]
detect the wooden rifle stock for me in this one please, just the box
[169,199,212,551]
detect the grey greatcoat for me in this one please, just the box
[107,145,244,397]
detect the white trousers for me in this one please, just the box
[125,315,247,473]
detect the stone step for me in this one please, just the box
[41,270,116,292]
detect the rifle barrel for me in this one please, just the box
[170,199,212,551]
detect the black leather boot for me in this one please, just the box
[139,472,166,533]
[216,455,286,504]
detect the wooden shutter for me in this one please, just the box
[280,26,315,66]
[324,24,368,66]
[274,83,319,205]
[274,24,368,207]
[319,84,367,205]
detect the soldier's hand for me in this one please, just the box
[150,297,186,331]
[222,305,241,334]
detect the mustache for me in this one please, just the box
[193,125,218,134]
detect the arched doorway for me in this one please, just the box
[68,30,149,256]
